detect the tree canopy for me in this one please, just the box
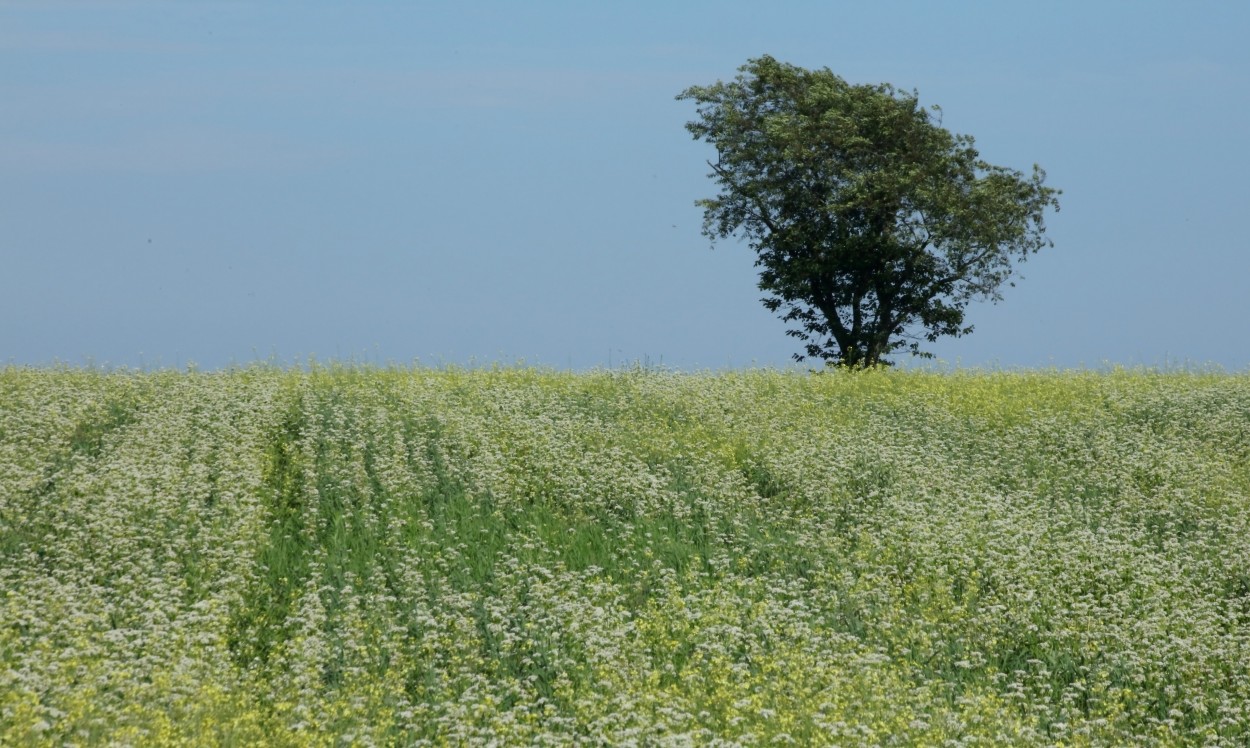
[679,56,1061,367]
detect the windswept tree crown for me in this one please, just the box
[679,56,1060,367]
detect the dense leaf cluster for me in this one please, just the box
[680,56,1060,366]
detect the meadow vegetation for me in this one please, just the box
[2,365,1249,745]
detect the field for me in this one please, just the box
[2,366,1249,746]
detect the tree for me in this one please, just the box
[678,56,1060,368]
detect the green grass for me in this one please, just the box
[1,365,1249,745]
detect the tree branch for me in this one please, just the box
[933,243,1000,290]
[708,160,780,234]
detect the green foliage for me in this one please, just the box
[2,366,1250,745]
[679,56,1061,367]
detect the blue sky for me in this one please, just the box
[3,1,1248,371]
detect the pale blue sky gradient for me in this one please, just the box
[3,1,1248,370]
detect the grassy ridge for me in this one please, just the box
[2,366,1249,745]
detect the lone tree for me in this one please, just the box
[679,56,1060,367]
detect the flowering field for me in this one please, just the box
[2,366,1249,746]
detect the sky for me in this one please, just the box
[3,1,1248,371]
